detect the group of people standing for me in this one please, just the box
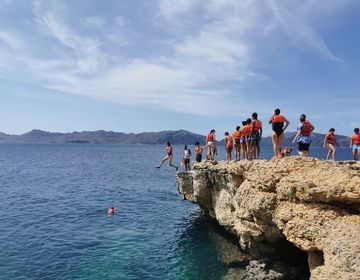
[223,112,263,161]
[155,108,360,170]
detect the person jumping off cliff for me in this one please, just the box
[156,142,178,171]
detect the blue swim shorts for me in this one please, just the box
[353,144,360,151]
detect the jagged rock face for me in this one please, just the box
[176,157,360,280]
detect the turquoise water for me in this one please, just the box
[0,144,352,279]
[0,144,241,280]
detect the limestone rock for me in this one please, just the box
[176,157,360,280]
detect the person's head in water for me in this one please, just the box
[108,207,115,215]
[274,108,280,115]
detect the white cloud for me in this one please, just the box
[1,0,354,119]
[0,32,24,49]
[267,0,342,63]
[34,9,107,74]
[84,16,106,29]
[158,0,196,18]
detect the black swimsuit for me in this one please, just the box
[272,122,284,136]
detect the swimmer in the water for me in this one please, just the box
[108,207,116,215]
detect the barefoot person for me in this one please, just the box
[292,114,315,157]
[224,132,233,161]
[323,128,338,160]
[240,121,248,160]
[242,119,252,159]
[156,142,178,170]
[206,129,216,160]
[232,126,241,161]
[194,141,206,162]
[269,108,290,159]
[350,128,360,161]
[183,145,192,171]
[250,113,262,159]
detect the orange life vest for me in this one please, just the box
[353,133,360,145]
[207,133,214,142]
[327,133,336,144]
[233,130,241,141]
[242,125,251,137]
[252,120,262,132]
[301,121,312,136]
[272,115,284,123]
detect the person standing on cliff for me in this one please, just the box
[233,126,241,161]
[242,119,252,160]
[194,141,206,162]
[156,142,178,171]
[250,113,262,159]
[323,128,338,160]
[292,114,315,157]
[182,145,192,171]
[206,129,216,160]
[269,108,290,160]
[240,121,248,160]
[350,128,360,161]
[224,132,233,161]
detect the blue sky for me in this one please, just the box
[0,0,359,136]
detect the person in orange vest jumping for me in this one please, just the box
[292,114,315,157]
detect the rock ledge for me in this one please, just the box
[176,157,360,280]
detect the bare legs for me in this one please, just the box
[326,144,336,160]
[156,155,178,170]
[298,150,309,157]
[207,144,216,160]
[226,147,233,162]
[271,132,284,159]
[234,143,241,161]
[353,149,359,161]
[254,142,260,159]
[241,142,247,160]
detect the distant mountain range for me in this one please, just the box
[0,129,351,147]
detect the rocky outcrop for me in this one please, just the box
[176,157,360,280]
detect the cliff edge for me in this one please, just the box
[176,157,360,280]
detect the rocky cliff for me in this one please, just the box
[176,157,360,280]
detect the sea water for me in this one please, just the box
[0,144,352,279]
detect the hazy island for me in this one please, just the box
[0,129,351,147]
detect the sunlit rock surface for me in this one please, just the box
[176,157,360,280]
